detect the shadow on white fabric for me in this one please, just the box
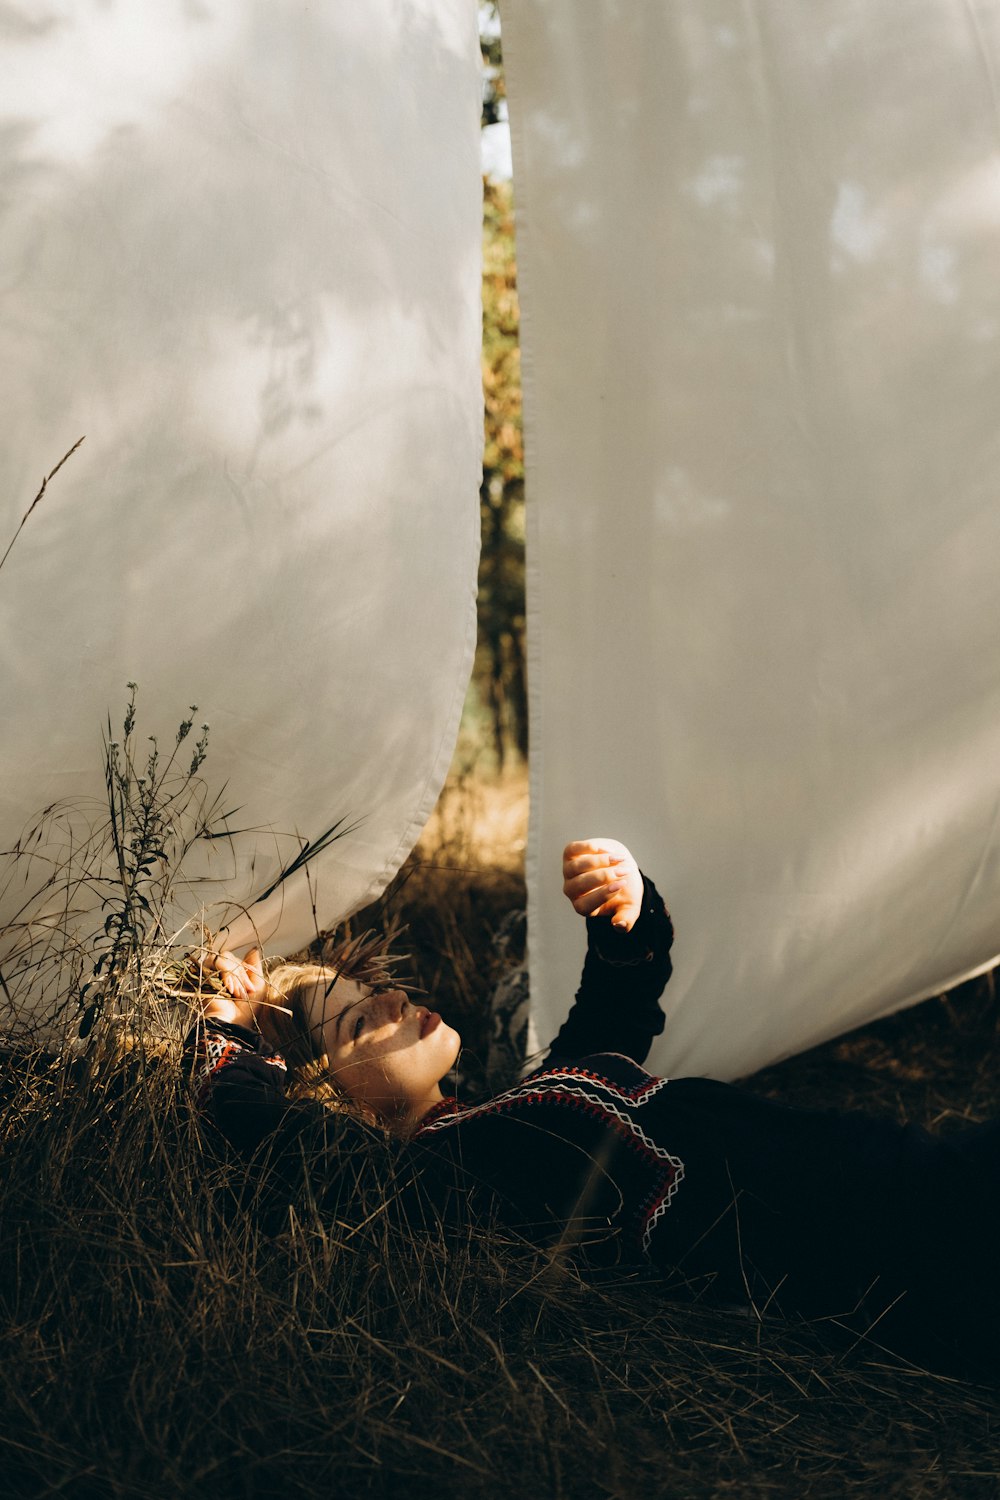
[503,0,1000,1078]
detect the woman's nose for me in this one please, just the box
[375,988,407,1019]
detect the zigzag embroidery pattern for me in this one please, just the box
[417,1064,685,1250]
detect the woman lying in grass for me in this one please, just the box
[188,839,999,1379]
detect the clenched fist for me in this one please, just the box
[562,838,643,932]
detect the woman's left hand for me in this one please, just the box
[193,946,268,1028]
[562,838,643,931]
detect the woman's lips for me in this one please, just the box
[420,1010,442,1037]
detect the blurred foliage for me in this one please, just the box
[474,11,526,771]
[479,2,505,125]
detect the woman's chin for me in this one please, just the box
[442,1023,463,1067]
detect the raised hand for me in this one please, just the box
[194,946,269,1028]
[562,838,643,932]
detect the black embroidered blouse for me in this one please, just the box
[186,876,999,1374]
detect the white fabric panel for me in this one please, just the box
[0,2,481,978]
[504,0,1000,1079]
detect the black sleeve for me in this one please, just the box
[543,874,674,1068]
[183,1017,311,1156]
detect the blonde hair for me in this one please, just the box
[255,930,407,1113]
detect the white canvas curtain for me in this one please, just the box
[0,1,482,993]
[503,0,1000,1078]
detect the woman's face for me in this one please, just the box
[307,973,461,1132]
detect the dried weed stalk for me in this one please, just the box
[0,754,998,1498]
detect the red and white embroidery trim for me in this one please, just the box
[524,1057,670,1104]
[638,1167,685,1253]
[417,1065,685,1253]
[191,1029,286,1106]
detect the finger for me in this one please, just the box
[565,837,627,853]
[563,852,627,884]
[574,879,626,916]
[592,895,638,929]
[563,840,624,866]
[224,966,251,1000]
[563,840,624,862]
[589,883,629,913]
[564,867,625,902]
[243,948,266,997]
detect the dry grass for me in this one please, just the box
[416,763,528,872]
[0,763,998,1499]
